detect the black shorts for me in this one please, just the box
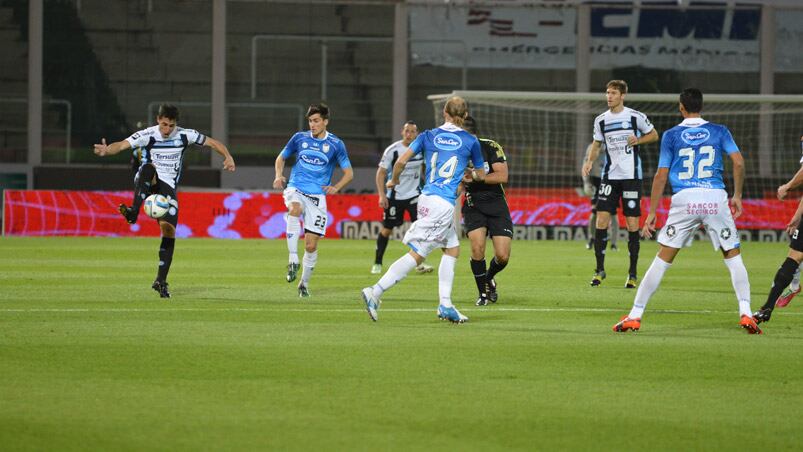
[383,197,418,229]
[596,178,642,217]
[462,201,513,238]
[791,227,803,252]
[136,164,179,227]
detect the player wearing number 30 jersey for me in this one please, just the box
[613,88,761,335]
[361,96,485,324]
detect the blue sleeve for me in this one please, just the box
[657,131,673,168]
[279,133,299,159]
[408,133,425,155]
[470,139,485,167]
[336,141,352,169]
[721,127,739,154]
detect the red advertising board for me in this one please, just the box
[2,190,798,238]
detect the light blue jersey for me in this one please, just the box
[409,123,485,204]
[280,131,351,195]
[658,118,739,194]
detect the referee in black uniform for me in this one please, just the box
[462,116,513,306]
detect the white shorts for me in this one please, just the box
[657,188,740,251]
[403,194,459,257]
[283,187,328,236]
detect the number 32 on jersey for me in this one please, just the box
[678,146,715,180]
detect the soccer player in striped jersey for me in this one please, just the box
[93,103,236,298]
[372,121,433,275]
[274,103,353,298]
[362,96,486,324]
[582,80,658,289]
[613,88,760,334]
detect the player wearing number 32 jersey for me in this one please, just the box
[613,88,761,335]
[362,96,486,324]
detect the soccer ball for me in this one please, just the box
[143,194,170,219]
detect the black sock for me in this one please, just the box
[594,228,608,272]
[157,237,176,282]
[132,164,156,212]
[487,257,508,281]
[763,257,798,310]
[628,231,640,277]
[375,233,389,265]
[470,258,487,297]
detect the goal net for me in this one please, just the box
[428,91,803,234]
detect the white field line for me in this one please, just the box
[0,307,801,316]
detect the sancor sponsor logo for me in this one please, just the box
[681,127,711,146]
[300,154,327,167]
[434,133,462,151]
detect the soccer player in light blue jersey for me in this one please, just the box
[273,103,353,297]
[361,96,486,323]
[613,88,761,334]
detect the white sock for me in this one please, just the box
[438,254,458,308]
[791,264,802,291]
[629,256,672,319]
[724,254,752,316]
[372,253,417,298]
[300,250,317,286]
[286,215,301,264]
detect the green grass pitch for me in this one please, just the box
[1,236,801,450]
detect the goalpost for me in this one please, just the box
[429,91,803,237]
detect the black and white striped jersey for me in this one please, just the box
[593,107,654,180]
[125,125,206,189]
[379,140,424,201]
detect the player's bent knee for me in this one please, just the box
[787,248,803,263]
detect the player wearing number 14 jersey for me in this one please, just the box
[613,88,761,334]
[361,96,486,324]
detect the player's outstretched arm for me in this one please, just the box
[642,168,669,239]
[729,151,744,219]
[205,137,235,172]
[93,138,131,157]
[273,154,287,189]
[581,141,602,177]
[324,166,354,194]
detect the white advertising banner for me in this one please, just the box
[409,5,803,73]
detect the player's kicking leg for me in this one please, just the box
[120,163,156,224]
[362,250,420,321]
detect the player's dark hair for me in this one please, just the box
[463,115,478,135]
[404,120,417,128]
[679,88,704,113]
[606,80,628,94]
[157,103,179,121]
[306,103,329,120]
[443,96,468,127]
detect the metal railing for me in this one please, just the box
[146,101,305,132]
[250,34,468,100]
